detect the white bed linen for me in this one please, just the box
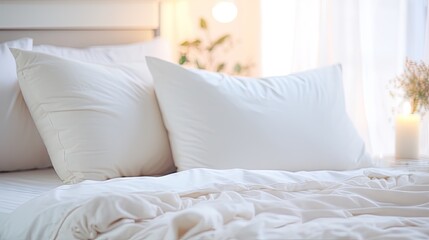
[1,168,429,239]
[0,168,62,216]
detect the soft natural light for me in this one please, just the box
[260,0,429,158]
[260,0,321,76]
[211,0,237,23]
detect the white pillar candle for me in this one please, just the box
[395,114,420,159]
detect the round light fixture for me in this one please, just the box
[212,0,238,23]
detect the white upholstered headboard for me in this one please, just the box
[0,0,160,47]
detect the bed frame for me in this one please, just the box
[0,0,161,47]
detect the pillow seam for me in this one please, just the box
[20,64,73,181]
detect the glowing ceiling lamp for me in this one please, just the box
[211,0,238,23]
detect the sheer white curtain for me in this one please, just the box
[261,0,428,158]
[426,3,429,62]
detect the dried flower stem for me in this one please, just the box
[391,59,429,115]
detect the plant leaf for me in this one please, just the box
[214,34,231,45]
[200,18,208,29]
[208,34,231,51]
[191,39,202,47]
[179,55,187,65]
[216,63,225,72]
[180,41,190,47]
[233,63,242,73]
[181,39,202,49]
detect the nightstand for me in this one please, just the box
[375,156,429,172]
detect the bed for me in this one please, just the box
[1,1,429,239]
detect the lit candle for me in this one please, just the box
[395,114,420,159]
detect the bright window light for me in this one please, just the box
[212,0,238,23]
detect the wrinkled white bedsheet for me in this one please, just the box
[1,168,429,239]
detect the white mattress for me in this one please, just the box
[0,168,62,217]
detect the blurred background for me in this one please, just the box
[160,0,429,159]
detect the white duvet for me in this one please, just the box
[1,168,429,239]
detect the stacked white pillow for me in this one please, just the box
[146,57,372,171]
[33,37,172,63]
[12,49,174,183]
[1,38,173,175]
[0,38,51,171]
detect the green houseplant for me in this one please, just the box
[178,17,252,76]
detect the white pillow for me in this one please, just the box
[12,49,174,183]
[33,37,172,63]
[147,57,373,171]
[0,38,52,171]
[0,38,172,172]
